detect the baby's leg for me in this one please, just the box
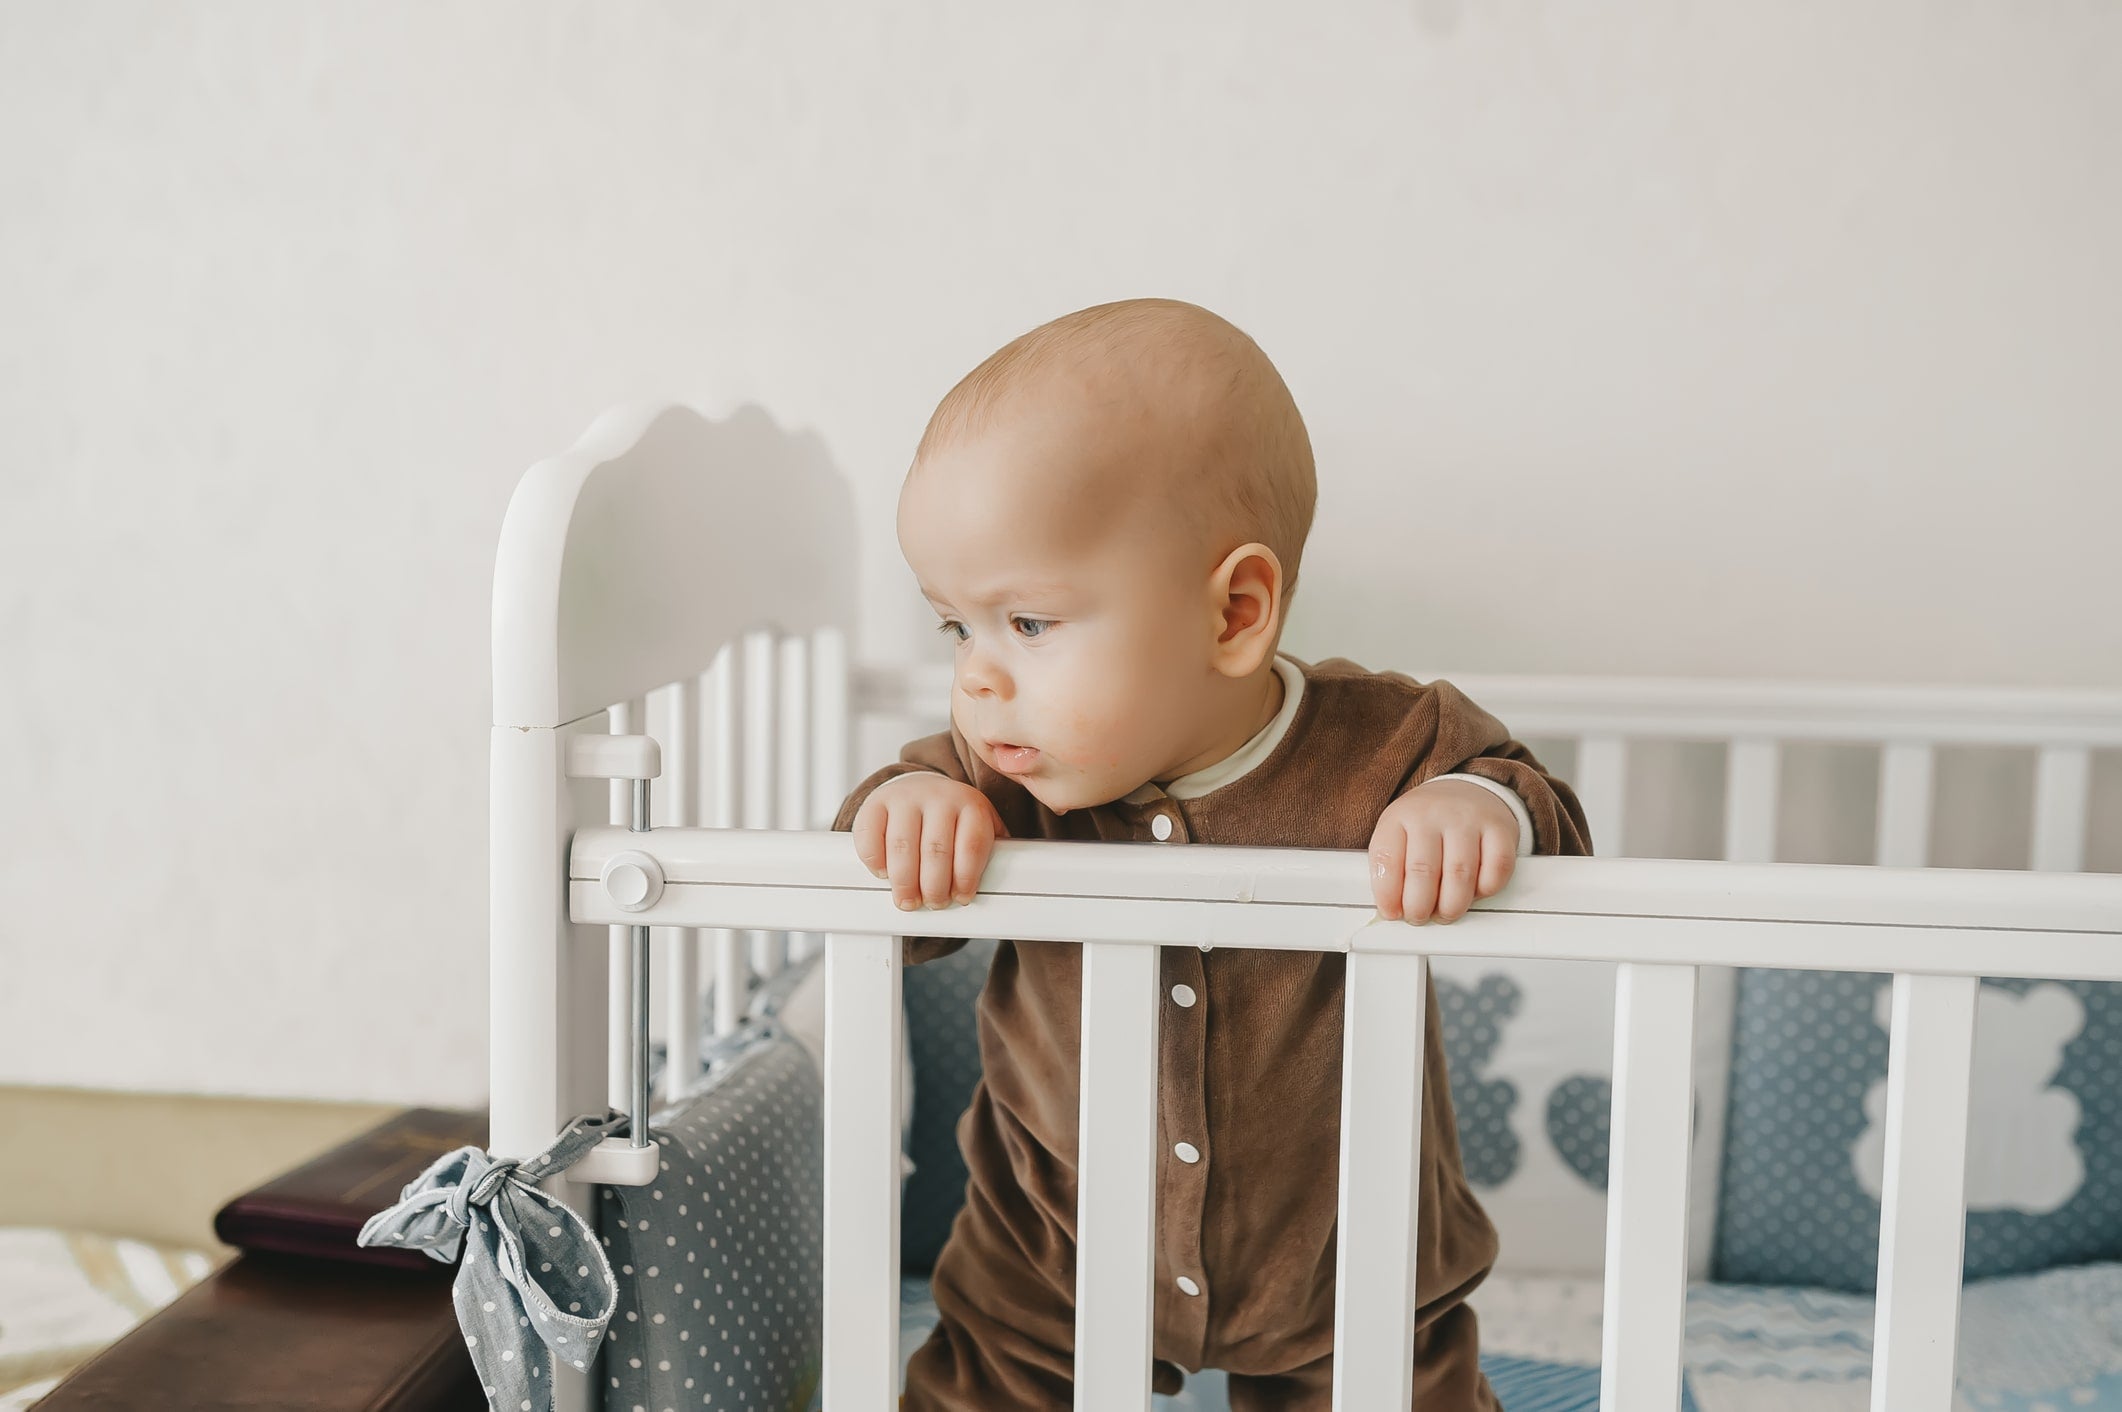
[901,1172,1075,1411]
[1220,1302,1499,1412]
[902,1084,1187,1410]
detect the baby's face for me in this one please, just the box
[898,412,1219,815]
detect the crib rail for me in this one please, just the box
[567,827,2122,1412]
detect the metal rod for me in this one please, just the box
[630,777,652,1148]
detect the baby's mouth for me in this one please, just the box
[989,743,1041,775]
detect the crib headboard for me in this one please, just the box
[492,401,856,730]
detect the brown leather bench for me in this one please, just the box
[35,1252,482,1411]
[38,1108,489,1410]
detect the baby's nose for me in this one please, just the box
[958,656,1010,698]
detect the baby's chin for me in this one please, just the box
[1019,772,1145,817]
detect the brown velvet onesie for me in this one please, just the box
[830,655,1594,1411]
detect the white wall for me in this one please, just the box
[3,2,2117,1106]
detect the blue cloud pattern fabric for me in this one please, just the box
[357,1109,626,1411]
[1715,970,2122,1290]
[1437,972,1524,1187]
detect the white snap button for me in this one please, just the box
[1171,984,1196,1008]
[1151,813,1174,841]
[1174,1142,1200,1164]
[1197,943,1214,952]
[1176,1276,1200,1297]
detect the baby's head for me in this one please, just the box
[898,298,1316,815]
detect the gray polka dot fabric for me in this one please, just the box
[601,1026,824,1411]
[356,1109,625,1412]
[1714,969,2122,1291]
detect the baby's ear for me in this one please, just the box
[1208,540,1284,671]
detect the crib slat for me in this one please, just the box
[821,931,904,1412]
[1724,738,1780,864]
[1869,972,1978,1412]
[1875,742,1935,868]
[779,635,818,964]
[1599,962,1698,1412]
[1331,950,1428,1412]
[802,628,850,969]
[707,644,748,1036]
[1576,734,1629,858]
[2032,745,2091,872]
[607,698,644,1112]
[744,629,786,977]
[811,627,851,831]
[661,677,701,1104]
[1074,941,1160,1412]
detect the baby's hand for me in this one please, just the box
[851,773,1010,912]
[1369,778,1519,924]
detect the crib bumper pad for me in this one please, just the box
[597,1029,826,1412]
[356,1110,625,1412]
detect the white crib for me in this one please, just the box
[488,403,2122,1412]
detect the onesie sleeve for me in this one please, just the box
[829,730,978,967]
[1395,678,1595,858]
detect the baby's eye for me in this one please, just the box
[934,619,968,644]
[1012,617,1051,640]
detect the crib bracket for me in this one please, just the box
[565,731,661,1176]
[564,1138,661,1186]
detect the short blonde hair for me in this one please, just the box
[914,298,1319,607]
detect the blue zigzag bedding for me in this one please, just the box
[879,1264,2122,1411]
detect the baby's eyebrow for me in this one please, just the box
[920,581,1076,609]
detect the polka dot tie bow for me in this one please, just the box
[358,1108,628,1412]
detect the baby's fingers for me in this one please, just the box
[1433,828,1481,923]
[1476,824,1517,899]
[1369,823,1409,921]
[883,804,931,911]
[1400,828,1443,924]
[952,800,995,906]
[916,802,959,909]
[852,797,890,880]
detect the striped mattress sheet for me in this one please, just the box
[0,1227,220,1410]
[877,1262,2122,1412]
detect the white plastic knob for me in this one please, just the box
[601,850,664,912]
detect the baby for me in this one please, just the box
[831,298,1592,1411]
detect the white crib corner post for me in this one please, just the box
[1331,946,1429,1412]
[822,931,904,1411]
[1074,941,1161,1412]
[1599,962,1699,1412]
[491,721,607,1412]
[1869,972,1979,1412]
